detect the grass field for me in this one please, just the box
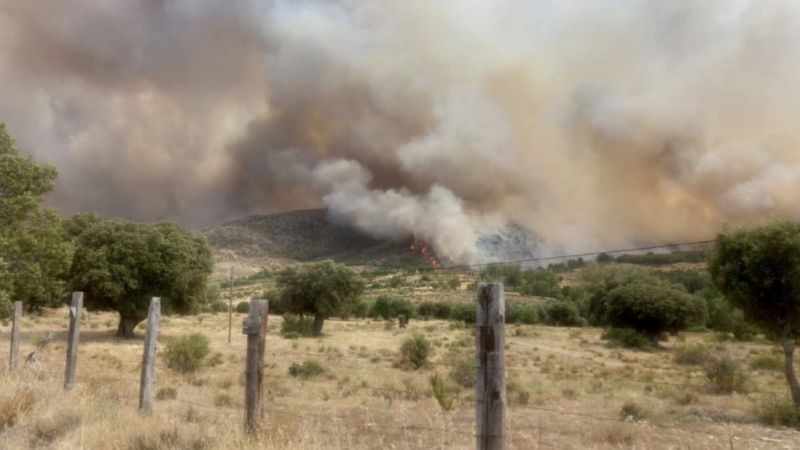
[2,301,800,449]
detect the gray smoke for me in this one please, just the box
[3,1,800,262]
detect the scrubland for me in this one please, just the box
[2,300,800,449]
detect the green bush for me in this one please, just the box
[235,301,250,313]
[418,302,452,319]
[757,398,800,428]
[399,334,431,370]
[449,303,476,324]
[604,279,707,340]
[0,295,11,320]
[480,265,562,297]
[506,302,540,324]
[209,301,228,313]
[704,355,749,394]
[281,314,314,338]
[155,387,177,400]
[288,360,326,379]
[430,372,457,411]
[543,301,582,326]
[706,296,757,339]
[370,295,416,320]
[602,328,653,350]
[164,334,211,373]
[349,299,373,318]
[750,353,783,371]
[654,270,712,294]
[673,344,713,366]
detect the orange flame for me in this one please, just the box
[410,238,442,268]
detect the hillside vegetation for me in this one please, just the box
[205,209,419,267]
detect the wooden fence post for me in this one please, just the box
[64,292,83,390]
[139,297,161,414]
[9,301,22,369]
[243,299,268,434]
[476,283,505,450]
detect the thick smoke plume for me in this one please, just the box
[3,1,800,262]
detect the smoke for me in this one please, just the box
[3,1,800,262]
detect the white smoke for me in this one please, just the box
[3,1,800,262]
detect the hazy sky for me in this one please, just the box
[2,1,799,262]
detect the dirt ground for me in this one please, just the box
[2,304,800,449]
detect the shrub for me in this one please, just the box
[349,299,373,318]
[430,372,457,411]
[448,353,475,388]
[288,360,326,379]
[506,302,540,325]
[449,303,476,324]
[207,351,224,367]
[281,314,314,338]
[371,295,416,320]
[757,398,800,428]
[399,334,431,370]
[750,353,784,372]
[673,344,713,366]
[604,279,707,341]
[619,401,647,421]
[418,301,452,319]
[602,328,653,350]
[214,393,234,407]
[155,387,177,400]
[209,301,228,313]
[704,355,749,394]
[655,270,712,294]
[0,296,11,320]
[235,301,250,313]
[543,301,582,326]
[398,314,409,328]
[164,333,210,373]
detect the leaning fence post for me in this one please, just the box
[243,299,268,434]
[476,283,505,450]
[64,292,83,390]
[9,301,22,369]
[139,297,161,414]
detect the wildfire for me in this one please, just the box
[410,238,442,268]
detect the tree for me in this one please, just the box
[603,279,706,342]
[0,258,11,319]
[580,263,653,325]
[68,216,213,338]
[0,124,73,311]
[709,220,800,406]
[276,261,364,336]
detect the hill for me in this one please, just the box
[204,209,420,269]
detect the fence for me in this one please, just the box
[3,285,796,449]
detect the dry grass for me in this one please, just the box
[1,306,799,449]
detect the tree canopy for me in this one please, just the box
[581,263,706,341]
[68,215,214,338]
[276,261,364,336]
[604,279,706,341]
[709,220,800,406]
[0,124,72,313]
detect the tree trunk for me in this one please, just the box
[780,326,800,407]
[312,314,325,336]
[116,316,144,339]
